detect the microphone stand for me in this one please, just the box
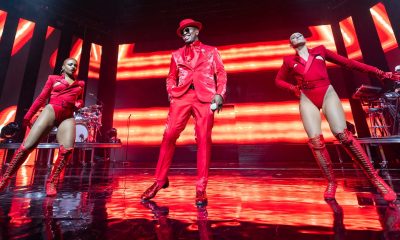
[88,93,104,142]
[126,114,132,162]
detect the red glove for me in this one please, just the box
[391,73,400,81]
[290,85,301,98]
[375,69,393,81]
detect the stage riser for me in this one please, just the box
[115,143,400,169]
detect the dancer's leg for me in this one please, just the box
[46,117,75,196]
[0,105,55,191]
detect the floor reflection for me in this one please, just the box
[325,199,345,239]
[0,161,398,239]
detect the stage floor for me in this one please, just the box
[0,162,399,239]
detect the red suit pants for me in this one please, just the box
[155,89,214,191]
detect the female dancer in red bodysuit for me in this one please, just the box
[275,32,397,202]
[0,58,85,196]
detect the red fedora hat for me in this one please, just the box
[176,18,202,36]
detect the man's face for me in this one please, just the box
[181,26,199,44]
[289,32,306,48]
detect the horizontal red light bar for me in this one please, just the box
[114,25,337,80]
[113,101,354,145]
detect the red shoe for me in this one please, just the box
[45,181,57,197]
[195,190,208,206]
[141,179,169,201]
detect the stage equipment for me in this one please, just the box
[74,104,103,142]
[353,84,400,137]
[0,122,20,143]
[106,128,121,143]
[126,114,131,162]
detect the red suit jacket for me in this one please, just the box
[275,45,379,91]
[166,42,227,102]
[24,75,85,121]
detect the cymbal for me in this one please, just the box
[89,104,103,109]
[78,107,90,112]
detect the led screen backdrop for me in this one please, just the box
[84,43,102,106]
[112,24,354,145]
[0,2,398,146]
[0,18,35,120]
[338,16,371,87]
[111,2,398,146]
[34,26,60,99]
[0,10,7,38]
[370,2,400,72]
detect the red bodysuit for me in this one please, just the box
[24,75,85,126]
[275,45,379,109]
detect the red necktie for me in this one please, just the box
[184,41,201,63]
[184,44,194,62]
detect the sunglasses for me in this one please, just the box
[181,27,195,35]
[290,34,304,40]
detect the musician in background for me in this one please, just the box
[0,58,85,197]
[275,32,398,202]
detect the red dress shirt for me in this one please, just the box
[166,41,227,102]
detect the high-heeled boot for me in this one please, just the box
[0,144,31,191]
[335,129,397,202]
[308,135,337,200]
[46,145,73,196]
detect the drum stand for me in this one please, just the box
[365,99,390,137]
[383,91,400,135]
[352,85,391,137]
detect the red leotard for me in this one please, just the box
[24,75,85,126]
[275,45,379,109]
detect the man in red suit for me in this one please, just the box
[141,19,227,206]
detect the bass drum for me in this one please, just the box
[75,122,89,142]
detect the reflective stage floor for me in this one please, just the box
[0,161,399,239]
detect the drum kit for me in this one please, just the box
[74,104,102,142]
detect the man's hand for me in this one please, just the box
[211,94,224,113]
